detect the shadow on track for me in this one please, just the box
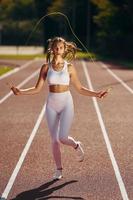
[11,179,85,200]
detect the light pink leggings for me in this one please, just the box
[45,91,77,169]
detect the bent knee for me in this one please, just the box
[59,136,68,144]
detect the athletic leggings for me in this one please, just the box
[45,91,77,169]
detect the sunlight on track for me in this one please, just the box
[82,60,129,200]
[0,104,46,200]
[100,62,133,94]
[0,60,36,81]
[0,69,40,104]
[101,86,113,99]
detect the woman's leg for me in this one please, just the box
[59,99,84,162]
[46,105,62,169]
[59,98,77,148]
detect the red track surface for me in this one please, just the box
[0,59,133,200]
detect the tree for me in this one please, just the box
[0,0,43,45]
[90,0,133,58]
[34,0,53,48]
[47,0,91,49]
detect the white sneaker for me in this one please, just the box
[53,169,63,180]
[75,141,84,162]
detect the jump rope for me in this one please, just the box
[7,12,112,97]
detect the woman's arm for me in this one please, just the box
[69,64,108,98]
[11,64,48,95]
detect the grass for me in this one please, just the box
[0,54,46,60]
[77,52,133,69]
[0,52,132,69]
[76,52,96,60]
[112,60,133,69]
[0,52,94,60]
[95,54,133,69]
[0,66,12,76]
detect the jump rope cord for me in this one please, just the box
[25,12,89,53]
[8,12,112,93]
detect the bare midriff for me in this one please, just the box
[49,85,69,93]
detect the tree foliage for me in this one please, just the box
[0,0,37,20]
[47,0,89,48]
[0,0,133,58]
[91,0,133,58]
[0,0,43,45]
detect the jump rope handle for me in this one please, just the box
[101,87,113,98]
[6,82,14,90]
[106,87,113,93]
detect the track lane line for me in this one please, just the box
[100,62,133,94]
[82,60,129,200]
[0,59,36,81]
[0,103,46,200]
[0,69,40,105]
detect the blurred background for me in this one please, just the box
[0,0,133,59]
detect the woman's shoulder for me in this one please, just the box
[66,61,75,74]
[67,61,76,69]
[66,61,73,68]
[42,62,49,68]
[40,62,49,75]
[41,62,49,70]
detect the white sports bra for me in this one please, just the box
[47,60,70,85]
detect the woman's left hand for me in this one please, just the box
[97,89,109,99]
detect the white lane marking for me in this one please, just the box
[0,69,40,105]
[100,62,133,94]
[0,67,19,80]
[1,103,46,199]
[82,61,129,200]
[0,59,36,80]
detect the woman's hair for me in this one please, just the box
[46,37,80,63]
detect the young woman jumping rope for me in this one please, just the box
[10,37,108,180]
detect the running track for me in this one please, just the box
[0,59,133,200]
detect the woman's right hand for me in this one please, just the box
[11,86,21,95]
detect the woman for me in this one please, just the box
[11,37,108,180]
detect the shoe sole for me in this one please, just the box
[53,175,63,180]
[77,142,84,162]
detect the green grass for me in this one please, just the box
[106,59,133,69]
[0,52,132,69]
[77,52,133,69]
[0,54,46,60]
[113,60,133,69]
[0,52,95,60]
[95,54,133,69]
[0,66,13,76]
[76,52,96,60]
[0,52,93,60]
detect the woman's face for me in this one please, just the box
[52,41,65,56]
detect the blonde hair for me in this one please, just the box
[46,37,80,63]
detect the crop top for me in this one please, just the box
[47,60,70,85]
